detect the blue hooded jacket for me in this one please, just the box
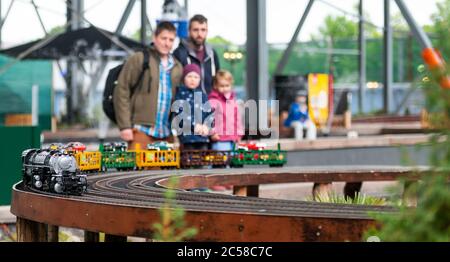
[173,85,212,144]
[284,102,310,127]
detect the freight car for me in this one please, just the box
[100,142,136,171]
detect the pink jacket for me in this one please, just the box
[208,90,243,142]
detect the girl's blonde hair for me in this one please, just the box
[213,69,234,86]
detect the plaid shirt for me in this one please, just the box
[135,55,174,138]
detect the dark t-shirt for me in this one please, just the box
[195,48,205,63]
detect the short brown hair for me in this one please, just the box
[214,70,234,86]
[189,14,208,29]
[155,21,177,36]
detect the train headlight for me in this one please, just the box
[34,181,42,188]
[33,175,41,181]
[278,155,284,160]
[54,183,63,193]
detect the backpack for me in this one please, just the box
[102,49,150,124]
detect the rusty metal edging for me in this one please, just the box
[11,184,375,242]
[156,169,423,189]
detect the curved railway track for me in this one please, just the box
[11,166,423,242]
[86,171,393,219]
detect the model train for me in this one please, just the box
[67,141,287,172]
[21,141,286,195]
[21,148,87,195]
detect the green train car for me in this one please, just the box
[231,143,287,167]
[99,142,136,171]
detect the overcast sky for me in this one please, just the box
[0,0,440,47]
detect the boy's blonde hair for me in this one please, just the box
[213,69,234,86]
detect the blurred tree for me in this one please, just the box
[207,35,232,46]
[131,29,140,42]
[365,63,450,241]
[318,15,357,77]
[391,12,410,37]
[208,36,245,86]
[317,15,358,40]
[130,28,150,42]
[429,0,450,60]
[48,25,65,36]
[308,13,380,83]
[391,12,414,82]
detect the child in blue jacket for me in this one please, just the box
[284,90,317,140]
[173,64,212,150]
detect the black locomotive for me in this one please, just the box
[22,148,87,195]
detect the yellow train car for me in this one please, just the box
[133,144,180,169]
[74,151,102,172]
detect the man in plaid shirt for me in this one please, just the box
[114,21,183,149]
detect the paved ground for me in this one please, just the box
[0,206,14,224]
[260,181,400,201]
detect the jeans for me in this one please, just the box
[291,120,317,140]
[211,141,234,151]
[182,143,209,150]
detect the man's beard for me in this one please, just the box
[190,37,205,49]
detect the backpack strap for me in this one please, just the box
[129,49,150,97]
[210,50,216,77]
[142,48,150,71]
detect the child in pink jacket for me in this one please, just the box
[208,70,243,151]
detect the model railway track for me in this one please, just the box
[84,172,394,219]
[12,166,425,242]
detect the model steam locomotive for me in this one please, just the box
[21,148,87,195]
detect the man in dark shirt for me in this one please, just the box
[173,14,220,94]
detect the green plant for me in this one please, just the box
[366,174,450,242]
[365,55,450,242]
[0,224,16,242]
[58,231,75,242]
[307,191,388,206]
[152,176,197,242]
